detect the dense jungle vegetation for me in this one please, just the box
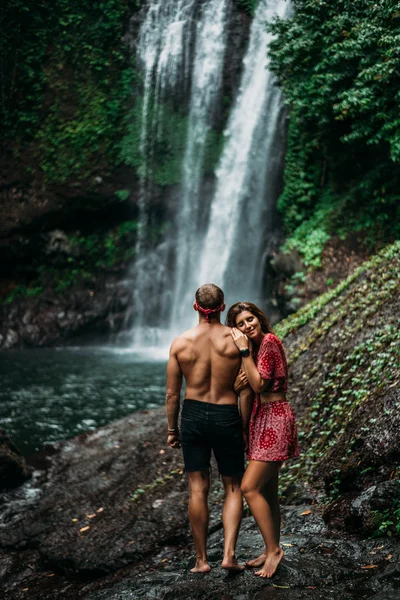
[267,0,400,264]
[0,0,222,188]
[1,0,143,183]
[1,0,399,275]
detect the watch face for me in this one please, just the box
[240,348,250,356]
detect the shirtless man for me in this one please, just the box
[166,283,246,574]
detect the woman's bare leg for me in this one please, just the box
[245,475,280,567]
[187,471,211,573]
[241,461,283,577]
[221,475,245,572]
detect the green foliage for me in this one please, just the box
[130,468,183,503]
[120,98,223,186]
[115,189,131,202]
[1,0,142,183]
[275,241,400,340]
[268,0,400,260]
[237,0,259,16]
[276,241,400,507]
[372,486,400,537]
[1,220,138,303]
[3,285,43,305]
[68,220,138,270]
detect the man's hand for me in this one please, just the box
[234,369,250,394]
[167,433,181,449]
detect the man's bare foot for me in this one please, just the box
[245,550,268,568]
[254,548,284,578]
[221,556,245,573]
[190,558,211,573]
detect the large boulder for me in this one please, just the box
[0,429,30,489]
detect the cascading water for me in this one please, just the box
[170,0,290,331]
[125,0,288,348]
[195,0,291,305]
[171,0,229,322]
[129,0,197,344]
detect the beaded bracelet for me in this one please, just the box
[168,427,179,435]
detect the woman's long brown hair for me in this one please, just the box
[226,302,273,334]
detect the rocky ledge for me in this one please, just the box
[0,407,399,600]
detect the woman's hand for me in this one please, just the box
[234,369,249,394]
[231,327,249,351]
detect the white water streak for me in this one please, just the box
[197,0,290,299]
[131,0,196,342]
[171,0,229,326]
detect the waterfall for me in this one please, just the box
[125,0,288,348]
[171,0,229,326]
[170,0,290,331]
[129,0,197,343]
[196,0,290,304]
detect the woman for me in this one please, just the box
[227,302,299,578]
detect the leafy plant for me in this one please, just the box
[268,0,400,262]
[237,0,259,16]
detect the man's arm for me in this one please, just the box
[166,340,183,449]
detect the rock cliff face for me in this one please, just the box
[0,242,399,599]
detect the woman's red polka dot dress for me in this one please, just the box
[248,334,300,462]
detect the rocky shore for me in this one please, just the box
[0,406,399,600]
[1,243,399,599]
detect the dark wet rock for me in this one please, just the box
[0,276,131,349]
[0,409,189,576]
[0,429,30,489]
[82,520,400,600]
[0,408,399,599]
[318,383,400,534]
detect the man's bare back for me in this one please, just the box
[168,321,241,405]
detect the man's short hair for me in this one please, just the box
[195,284,224,310]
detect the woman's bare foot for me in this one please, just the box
[254,548,284,578]
[221,556,245,573]
[190,558,211,573]
[245,550,268,568]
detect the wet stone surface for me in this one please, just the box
[84,515,400,600]
[0,407,399,599]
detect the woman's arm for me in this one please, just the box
[231,328,269,393]
[239,387,254,451]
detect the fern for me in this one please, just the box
[237,0,259,17]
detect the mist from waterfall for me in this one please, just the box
[125,0,288,349]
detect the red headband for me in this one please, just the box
[194,302,224,322]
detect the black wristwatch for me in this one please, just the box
[239,348,250,357]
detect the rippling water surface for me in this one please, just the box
[0,348,167,455]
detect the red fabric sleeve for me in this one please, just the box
[257,334,286,381]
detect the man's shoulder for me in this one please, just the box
[169,330,193,353]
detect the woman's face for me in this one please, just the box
[234,310,263,342]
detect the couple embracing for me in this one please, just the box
[166,284,299,578]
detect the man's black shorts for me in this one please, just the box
[180,399,245,477]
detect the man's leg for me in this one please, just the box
[241,461,283,578]
[221,475,245,572]
[187,470,211,573]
